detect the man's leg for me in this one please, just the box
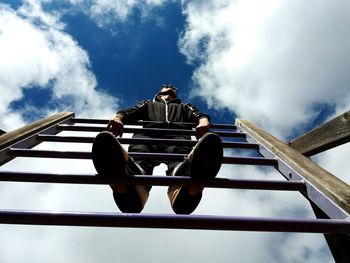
[128,142,158,178]
[92,131,150,213]
[167,133,223,214]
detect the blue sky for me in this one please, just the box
[2,0,233,125]
[61,1,193,102]
[1,0,350,262]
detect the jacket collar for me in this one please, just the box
[158,98,182,104]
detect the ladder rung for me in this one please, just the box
[0,209,349,233]
[37,135,259,149]
[57,125,246,138]
[9,148,277,166]
[72,118,238,130]
[0,172,305,191]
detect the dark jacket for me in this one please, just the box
[117,99,210,129]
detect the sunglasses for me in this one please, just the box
[161,84,177,90]
[158,90,176,96]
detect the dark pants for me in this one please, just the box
[128,133,192,176]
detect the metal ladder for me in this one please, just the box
[0,111,349,262]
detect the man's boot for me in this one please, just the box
[92,131,149,213]
[168,132,223,214]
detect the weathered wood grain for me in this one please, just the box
[0,112,74,150]
[236,119,350,215]
[289,111,350,156]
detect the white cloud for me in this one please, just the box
[180,0,350,139]
[0,5,122,260]
[0,1,342,262]
[0,1,118,131]
[312,143,350,185]
[179,0,349,224]
[69,0,169,28]
[0,154,333,263]
[90,0,138,24]
[178,1,350,261]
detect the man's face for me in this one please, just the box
[157,87,177,101]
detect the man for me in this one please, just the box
[92,84,223,214]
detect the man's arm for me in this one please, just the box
[195,116,210,139]
[107,113,125,137]
[107,100,150,137]
[184,103,211,139]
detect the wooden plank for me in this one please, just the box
[0,112,74,151]
[236,119,350,215]
[289,110,350,156]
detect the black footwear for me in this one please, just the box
[92,131,127,177]
[187,132,223,180]
[92,131,149,213]
[168,132,223,214]
[112,158,149,213]
[168,185,202,214]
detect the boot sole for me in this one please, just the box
[92,131,144,213]
[92,131,125,177]
[189,132,223,180]
[170,133,223,214]
[171,187,202,215]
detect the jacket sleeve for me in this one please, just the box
[116,99,150,121]
[184,103,210,124]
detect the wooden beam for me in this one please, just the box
[0,112,74,151]
[235,119,350,216]
[289,111,350,157]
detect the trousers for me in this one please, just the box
[128,133,192,178]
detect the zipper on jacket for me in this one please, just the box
[161,98,169,123]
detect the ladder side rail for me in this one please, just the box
[289,110,350,157]
[0,112,75,166]
[6,116,342,237]
[236,119,350,220]
[237,119,350,263]
[310,203,350,263]
[0,112,74,150]
[2,115,349,241]
[288,110,350,262]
